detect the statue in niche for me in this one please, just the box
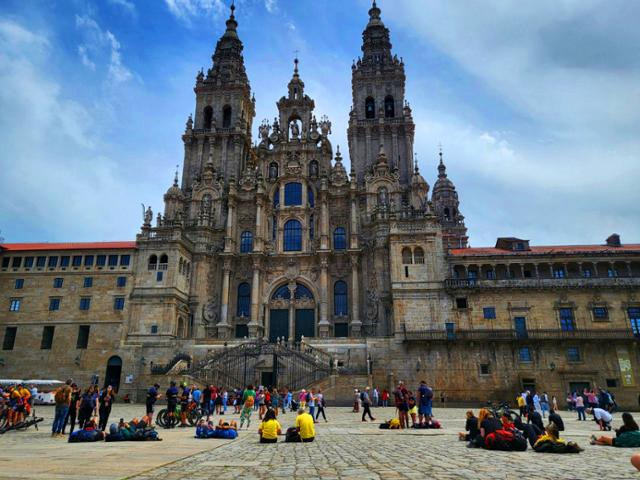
[290,120,300,139]
[309,160,319,177]
[201,194,212,215]
[269,162,278,180]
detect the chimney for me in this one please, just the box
[606,233,621,247]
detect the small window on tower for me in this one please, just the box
[203,105,213,130]
[222,105,232,128]
[384,95,395,118]
[365,97,375,119]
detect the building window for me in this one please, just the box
[365,96,375,119]
[483,307,496,319]
[222,105,232,128]
[402,247,413,264]
[9,299,21,312]
[159,254,168,268]
[76,325,90,349]
[334,280,348,316]
[486,270,496,280]
[480,364,490,375]
[606,378,618,388]
[3,326,17,350]
[47,256,58,268]
[240,231,253,253]
[36,256,46,268]
[60,256,70,267]
[333,227,347,250]
[583,268,592,278]
[84,255,94,266]
[283,219,302,251]
[456,297,468,309]
[14,279,24,289]
[156,271,163,282]
[413,247,425,264]
[79,297,91,311]
[295,284,313,300]
[120,255,131,266]
[515,242,525,251]
[72,255,82,267]
[284,182,302,206]
[629,307,640,336]
[24,257,34,268]
[108,255,118,267]
[148,255,158,270]
[559,307,575,331]
[116,276,127,287]
[150,325,158,334]
[552,267,566,278]
[384,95,395,118]
[1,257,9,268]
[41,326,55,350]
[608,268,618,278]
[53,277,63,288]
[592,307,608,320]
[114,297,125,310]
[49,298,60,311]
[96,255,106,266]
[236,283,251,317]
[468,271,477,280]
[203,105,213,129]
[519,347,532,362]
[567,347,581,362]
[272,285,291,300]
[84,277,93,288]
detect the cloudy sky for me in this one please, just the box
[0,0,638,247]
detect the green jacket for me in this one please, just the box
[615,430,640,448]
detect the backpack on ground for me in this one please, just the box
[285,427,300,443]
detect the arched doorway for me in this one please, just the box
[268,282,316,342]
[104,355,122,392]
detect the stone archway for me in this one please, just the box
[267,281,316,342]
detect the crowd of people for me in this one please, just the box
[0,382,36,429]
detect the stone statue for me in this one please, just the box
[320,115,331,137]
[290,120,300,139]
[142,205,152,226]
[272,117,280,134]
[269,162,278,180]
[202,299,218,325]
[310,115,318,133]
[259,121,270,144]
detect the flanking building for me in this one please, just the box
[1,2,639,406]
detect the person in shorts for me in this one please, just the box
[394,381,409,429]
[417,380,433,426]
[146,383,160,423]
[165,381,179,428]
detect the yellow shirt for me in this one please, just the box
[260,419,281,440]
[517,396,525,407]
[295,412,315,439]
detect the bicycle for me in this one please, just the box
[0,409,43,434]
[487,401,521,423]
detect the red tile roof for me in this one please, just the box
[0,242,136,252]
[450,244,640,257]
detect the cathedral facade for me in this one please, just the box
[2,3,640,406]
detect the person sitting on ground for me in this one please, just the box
[459,410,479,441]
[68,418,105,442]
[514,414,543,448]
[106,416,161,442]
[591,412,640,447]
[533,422,583,453]
[587,407,613,431]
[470,408,501,448]
[258,408,282,443]
[527,406,544,432]
[548,409,564,431]
[293,408,315,443]
[379,418,401,430]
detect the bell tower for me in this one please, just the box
[182,3,255,189]
[347,1,415,186]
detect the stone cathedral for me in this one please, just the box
[2,2,640,406]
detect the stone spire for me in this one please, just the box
[207,0,248,85]
[431,148,468,248]
[361,0,392,65]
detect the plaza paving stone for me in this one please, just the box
[1,404,638,479]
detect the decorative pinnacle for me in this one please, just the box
[414,152,419,173]
[293,51,299,76]
[230,0,235,18]
[174,165,179,186]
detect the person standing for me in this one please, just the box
[417,380,433,426]
[145,383,160,423]
[315,389,327,422]
[394,381,409,429]
[352,389,360,413]
[372,387,379,407]
[308,389,316,420]
[240,384,256,429]
[576,394,586,421]
[52,379,72,437]
[361,387,376,422]
[552,395,559,412]
[222,389,228,414]
[381,389,389,407]
[77,386,95,430]
[540,392,550,418]
[201,384,212,420]
[98,385,115,431]
[165,381,179,427]
[533,392,542,416]
[63,383,81,434]
[29,384,38,409]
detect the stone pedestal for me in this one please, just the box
[350,321,362,337]
[216,324,232,339]
[248,323,262,338]
[318,323,330,338]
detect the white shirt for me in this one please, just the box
[593,408,612,423]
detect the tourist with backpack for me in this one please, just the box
[77,385,97,430]
[52,379,72,437]
[240,384,256,429]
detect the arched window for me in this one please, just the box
[283,219,302,251]
[294,284,313,299]
[240,231,253,253]
[365,96,375,119]
[402,247,413,264]
[284,182,302,206]
[272,284,291,300]
[269,162,278,179]
[159,254,168,264]
[444,207,450,220]
[148,254,157,270]
[333,227,347,250]
[414,247,425,264]
[334,280,348,316]
[203,105,213,129]
[307,188,314,207]
[309,160,319,177]
[222,105,232,128]
[384,95,395,118]
[377,186,389,206]
[236,282,251,317]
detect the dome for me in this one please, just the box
[164,170,184,199]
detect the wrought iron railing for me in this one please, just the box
[403,326,637,342]
[186,339,332,391]
[445,277,640,289]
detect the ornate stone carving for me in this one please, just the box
[202,298,218,325]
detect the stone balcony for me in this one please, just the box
[444,276,640,290]
[403,327,638,342]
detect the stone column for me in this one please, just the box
[288,282,296,341]
[224,179,237,253]
[254,182,264,252]
[320,178,329,250]
[248,258,261,338]
[350,255,361,336]
[349,185,359,249]
[217,258,232,339]
[318,255,330,338]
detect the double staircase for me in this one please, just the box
[186,339,333,391]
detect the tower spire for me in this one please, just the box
[174,165,179,186]
[438,144,446,177]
